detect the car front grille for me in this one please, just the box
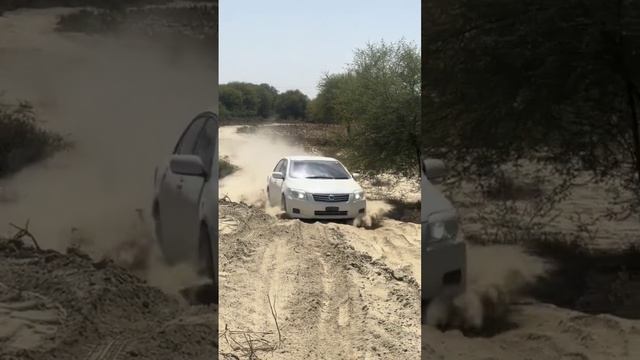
[312,193,350,202]
[314,210,348,216]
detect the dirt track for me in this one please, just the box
[216,125,422,359]
[218,201,420,359]
[424,303,640,360]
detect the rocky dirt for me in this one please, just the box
[0,236,217,360]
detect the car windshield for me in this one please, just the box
[289,160,351,179]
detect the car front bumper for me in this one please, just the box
[285,195,366,219]
[422,238,467,301]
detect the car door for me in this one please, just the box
[158,116,206,259]
[268,159,286,205]
[172,115,216,261]
[198,113,218,281]
[267,159,282,204]
[169,115,215,261]
[272,159,287,204]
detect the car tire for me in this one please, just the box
[198,224,218,304]
[152,201,162,243]
[266,187,272,207]
[153,216,163,246]
[421,299,429,325]
[152,203,175,264]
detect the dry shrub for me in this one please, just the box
[0,99,69,177]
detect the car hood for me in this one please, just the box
[285,178,362,194]
[421,174,455,221]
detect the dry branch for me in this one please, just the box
[9,219,40,250]
[267,293,282,345]
[219,293,284,358]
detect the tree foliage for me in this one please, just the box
[308,73,356,124]
[275,90,309,120]
[311,40,421,174]
[1,0,216,12]
[219,82,278,119]
[423,0,640,215]
[219,82,310,121]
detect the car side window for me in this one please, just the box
[175,117,206,155]
[274,159,284,172]
[193,117,216,171]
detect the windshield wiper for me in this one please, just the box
[306,176,333,179]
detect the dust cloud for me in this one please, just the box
[352,199,392,228]
[0,8,216,291]
[219,125,397,229]
[426,244,550,332]
[219,125,311,205]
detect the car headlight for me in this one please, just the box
[286,188,307,200]
[424,210,459,243]
[354,190,365,200]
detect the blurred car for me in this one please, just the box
[421,158,467,304]
[266,155,366,219]
[151,111,218,300]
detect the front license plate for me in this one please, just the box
[326,206,339,211]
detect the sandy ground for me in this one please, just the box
[422,243,640,359]
[452,177,640,250]
[424,304,640,360]
[219,202,420,359]
[0,6,218,359]
[422,176,640,357]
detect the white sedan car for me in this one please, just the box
[422,158,467,304]
[151,111,218,300]
[266,156,366,219]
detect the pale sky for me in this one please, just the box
[219,0,421,98]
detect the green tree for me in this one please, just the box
[324,40,421,174]
[275,90,309,120]
[257,83,278,118]
[309,73,355,124]
[219,85,243,113]
[219,82,279,119]
[423,0,640,215]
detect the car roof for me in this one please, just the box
[285,155,338,162]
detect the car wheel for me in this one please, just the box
[421,299,432,325]
[198,224,219,304]
[266,187,272,206]
[198,224,214,279]
[153,209,178,265]
[153,215,163,245]
[281,193,287,212]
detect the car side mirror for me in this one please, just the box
[272,171,284,180]
[170,154,206,177]
[423,158,447,182]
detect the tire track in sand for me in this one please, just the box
[219,203,420,359]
